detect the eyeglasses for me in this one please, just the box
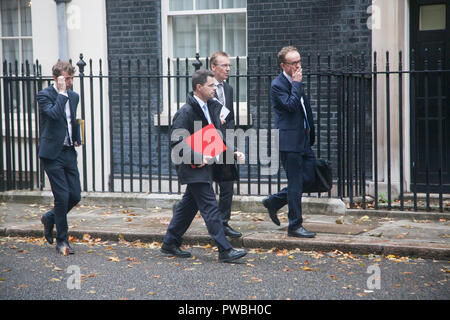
[215,63,232,68]
[284,60,301,66]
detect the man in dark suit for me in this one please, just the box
[37,61,82,255]
[262,46,317,238]
[161,69,247,263]
[210,51,244,238]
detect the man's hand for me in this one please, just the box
[292,67,303,83]
[74,141,80,147]
[234,151,245,164]
[56,75,67,93]
[197,155,214,168]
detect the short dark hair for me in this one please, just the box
[52,61,75,77]
[192,69,214,91]
[277,46,299,65]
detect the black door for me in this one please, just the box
[410,0,450,192]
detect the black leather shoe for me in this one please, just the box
[262,198,280,226]
[288,226,316,238]
[67,242,75,254]
[56,242,70,256]
[223,224,242,238]
[219,248,247,263]
[160,243,192,258]
[41,215,54,244]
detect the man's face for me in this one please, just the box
[196,76,216,101]
[53,71,74,90]
[211,55,231,82]
[281,51,301,77]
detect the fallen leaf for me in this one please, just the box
[49,278,61,282]
[301,266,315,271]
[356,215,370,223]
[335,216,344,224]
[275,249,288,256]
[108,256,120,262]
[127,287,136,292]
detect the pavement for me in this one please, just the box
[0,191,449,260]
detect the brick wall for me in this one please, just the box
[247,0,373,179]
[104,0,373,186]
[106,0,168,186]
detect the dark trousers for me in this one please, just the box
[42,147,81,243]
[218,181,233,225]
[163,183,233,252]
[266,148,315,230]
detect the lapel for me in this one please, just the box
[47,85,69,125]
[47,84,59,102]
[280,72,292,91]
[67,90,77,123]
[207,100,221,129]
[189,93,209,127]
[223,80,232,103]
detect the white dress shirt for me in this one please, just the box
[53,84,72,145]
[194,94,211,124]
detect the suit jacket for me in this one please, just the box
[171,92,223,185]
[215,80,235,131]
[271,72,315,153]
[213,80,238,182]
[37,85,81,160]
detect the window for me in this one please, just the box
[419,4,446,31]
[0,0,33,70]
[160,0,249,125]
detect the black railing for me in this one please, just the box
[1,51,448,212]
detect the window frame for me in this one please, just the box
[0,0,33,72]
[159,0,250,126]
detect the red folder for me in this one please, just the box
[184,123,227,159]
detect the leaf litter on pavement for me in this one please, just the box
[1,234,448,299]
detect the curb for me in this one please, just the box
[2,191,448,221]
[3,226,449,260]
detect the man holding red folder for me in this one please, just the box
[161,70,247,263]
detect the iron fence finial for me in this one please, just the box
[77,53,87,74]
[192,53,202,71]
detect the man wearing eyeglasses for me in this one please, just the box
[37,61,82,255]
[209,51,243,239]
[262,46,317,238]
